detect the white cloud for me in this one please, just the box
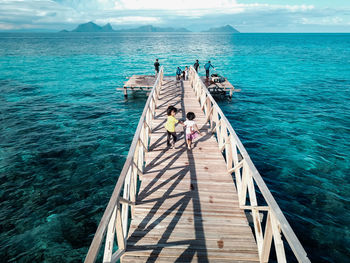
[0,0,349,32]
[54,0,313,15]
[301,16,344,25]
[0,22,15,30]
[96,16,161,25]
[285,4,314,12]
[0,22,37,30]
[112,0,238,10]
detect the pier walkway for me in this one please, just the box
[122,79,258,262]
[85,67,310,263]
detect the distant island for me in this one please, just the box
[60,22,115,32]
[60,22,190,33]
[202,25,240,33]
[60,22,240,33]
[116,25,190,33]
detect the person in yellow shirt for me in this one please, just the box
[165,106,184,149]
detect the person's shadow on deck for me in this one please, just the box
[126,80,210,263]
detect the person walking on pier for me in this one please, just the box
[184,112,202,150]
[176,67,182,81]
[165,106,184,149]
[154,59,160,77]
[194,60,200,72]
[204,61,215,79]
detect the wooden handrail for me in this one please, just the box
[84,67,164,263]
[188,67,310,263]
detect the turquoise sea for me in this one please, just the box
[0,32,349,262]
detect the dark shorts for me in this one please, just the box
[166,130,177,145]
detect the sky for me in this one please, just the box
[0,0,349,32]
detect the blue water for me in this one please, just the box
[0,33,349,262]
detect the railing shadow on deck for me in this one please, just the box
[188,66,311,263]
[84,70,211,263]
[126,147,209,262]
[84,67,164,263]
[125,79,209,262]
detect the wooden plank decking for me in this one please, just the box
[121,77,259,262]
[124,75,156,89]
[200,76,237,97]
[118,75,237,99]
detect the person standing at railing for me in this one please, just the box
[204,61,215,79]
[194,59,200,72]
[154,59,160,77]
[176,67,182,81]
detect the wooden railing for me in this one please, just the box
[84,67,163,263]
[188,67,310,263]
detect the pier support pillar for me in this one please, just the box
[124,87,128,99]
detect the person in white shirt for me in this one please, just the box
[184,66,189,80]
[184,112,202,150]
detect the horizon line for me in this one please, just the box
[1,31,350,34]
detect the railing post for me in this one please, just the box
[143,122,148,152]
[102,206,117,263]
[115,203,125,251]
[225,136,233,171]
[261,211,273,262]
[130,152,138,218]
[121,166,132,238]
[239,160,248,206]
[205,97,211,120]
[231,141,243,198]
[270,212,287,263]
[138,139,144,174]
[252,207,264,257]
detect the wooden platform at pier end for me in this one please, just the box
[121,78,259,262]
[118,75,237,99]
[117,75,156,98]
[200,76,237,98]
[123,75,156,89]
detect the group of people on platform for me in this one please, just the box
[153,59,216,80]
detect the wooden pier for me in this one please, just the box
[85,67,310,263]
[122,78,258,262]
[118,75,156,98]
[120,74,237,99]
[200,76,238,98]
